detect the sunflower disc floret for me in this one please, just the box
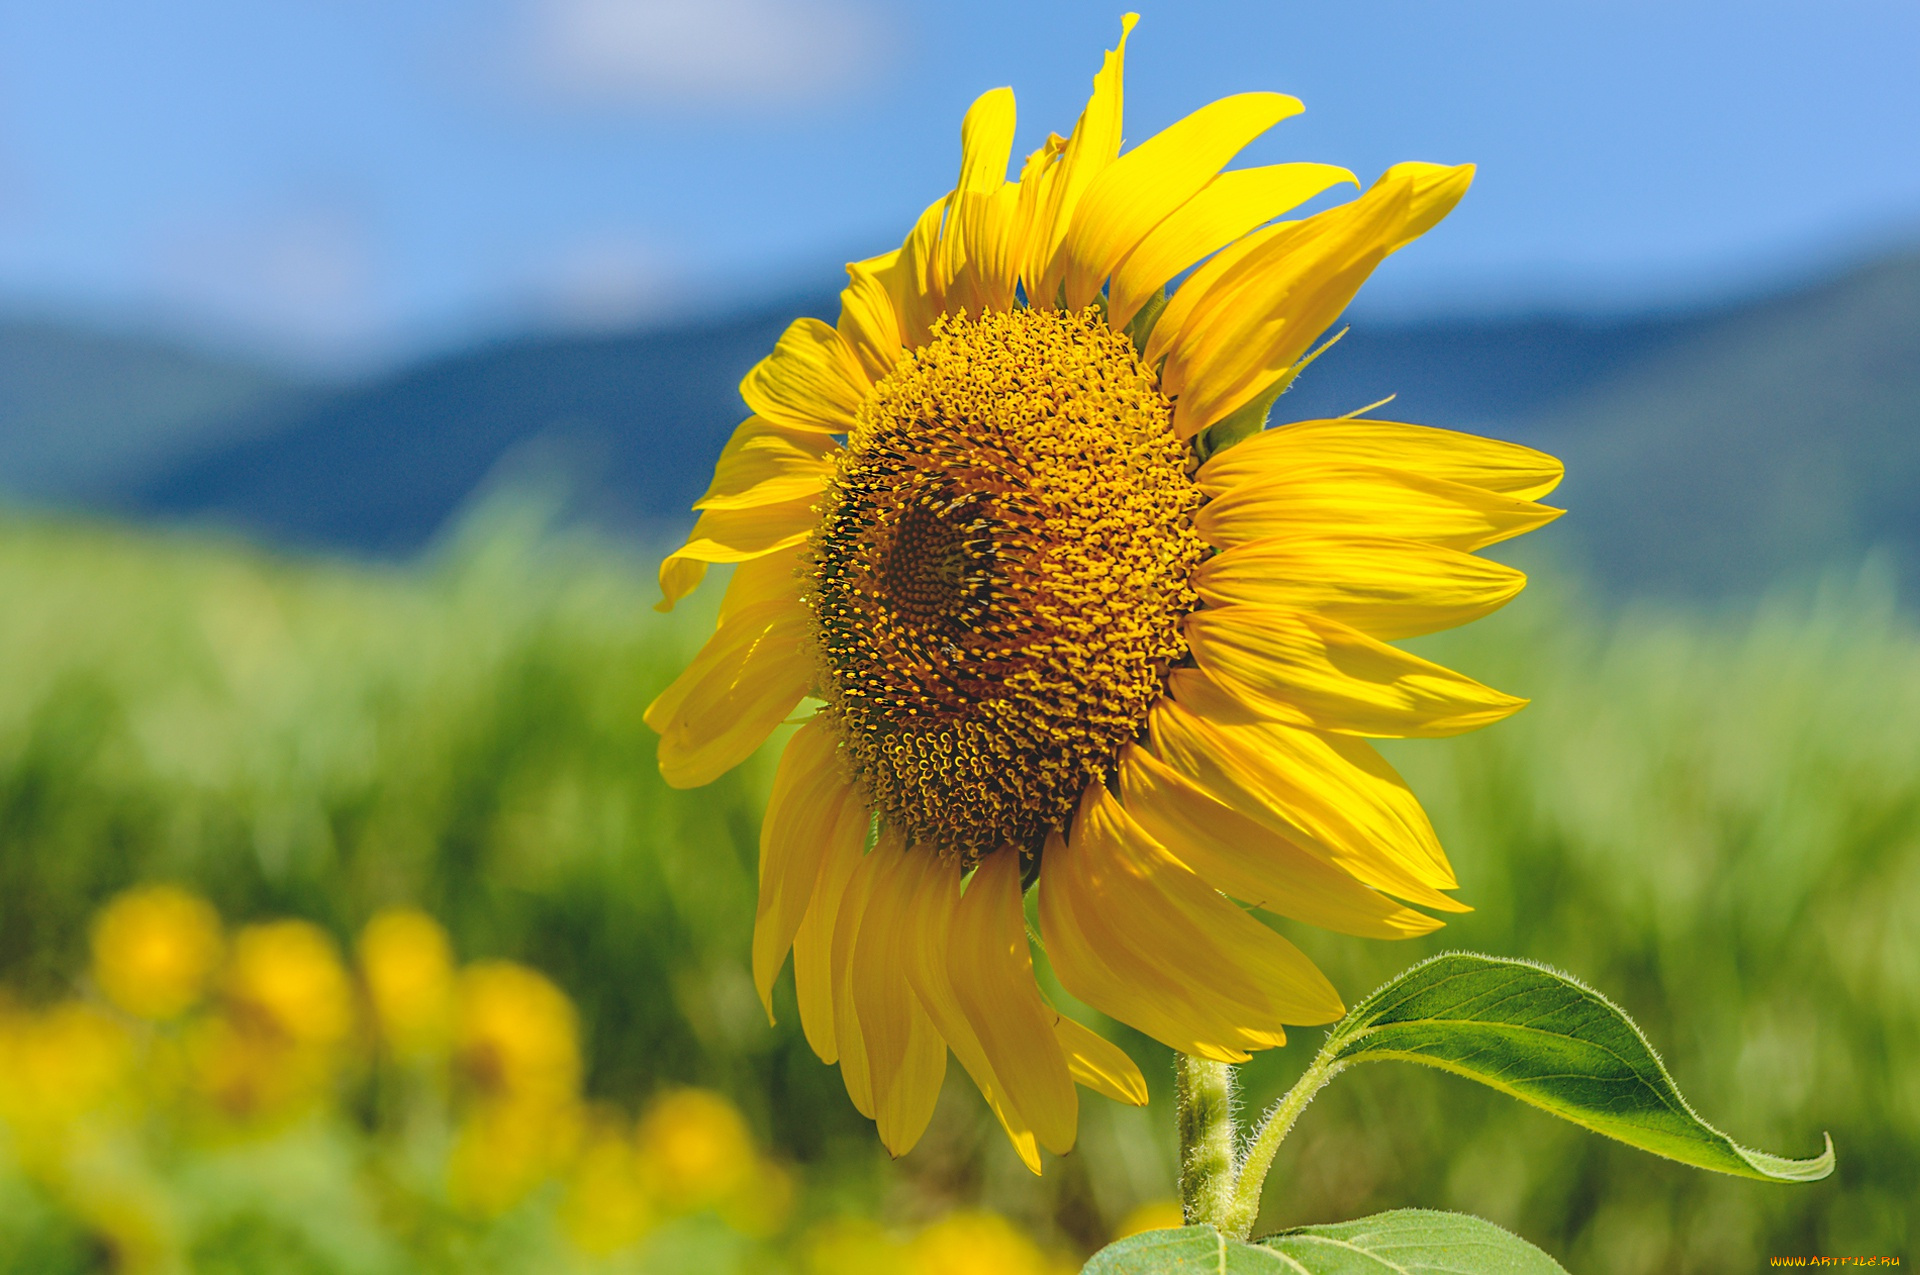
[808,308,1204,862]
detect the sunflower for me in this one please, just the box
[646,16,1562,1173]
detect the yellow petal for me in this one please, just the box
[1038,826,1261,1063]
[957,182,1025,315]
[848,841,949,1156]
[1037,785,1344,1063]
[889,196,949,347]
[1193,535,1526,639]
[644,599,814,787]
[1144,216,1287,371]
[718,544,805,623]
[1185,604,1526,738]
[829,842,882,1115]
[753,719,857,1017]
[956,87,1018,196]
[896,851,1045,1174]
[929,89,1022,320]
[655,495,818,611]
[656,557,708,613]
[1159,162,1475,437]
[1108,162,1356,331]
[837,250,905,383]
[1061,92,1302,312]
[949,851,1077,1156]
[1197,418,1564,501]
[739,317,868,434]
[792,795,872,1065]
[1027,15,1136,306]
[1009,131,1067,301]
[1052,1016,1147,1106]
[694,416,837,512]
[1152,677,1465,910]
[1117,744,1440,939]
[1194,463,1561,553]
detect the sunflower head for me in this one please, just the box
[646,15,1563,1174]
[811,306,1204,863]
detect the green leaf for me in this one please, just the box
[1082,1226,1259,1273]
[1082,1214,1567,1274]
[1327,953,1834,1182]
[1263,1210,1569,1273]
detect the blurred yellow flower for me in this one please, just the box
[0,1002,132,1139]
[358,908,455,1059]
[447,960,584,1215]
[194,919,354,1119]
[560,1111,656,1256]
[1114,1198,1185,1239]
[224,919,356,1048]
[800,1217,907,1275]
[718,1157,796,1239]
[448,1099,583,1217]
[907,1211,1073,1275]
[453,960,580,1109]
[90,884,223,1021]
[0,1000,171,1270]
[635,1087,756,1213]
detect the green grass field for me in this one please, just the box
[0,503,1910,1273]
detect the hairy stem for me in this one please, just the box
[1221,1041,1347,1240]
[1175,1054,1239,1229]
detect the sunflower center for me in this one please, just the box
[806,307,1206,862]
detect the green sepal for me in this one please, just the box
[1124,288,1170,358]
[1192,326,1350,462]
[1326,952,1835,1182]
[1194,377,1285,463]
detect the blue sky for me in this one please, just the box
[1,0,1915,367]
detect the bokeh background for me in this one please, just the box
[1,2,1915,1271]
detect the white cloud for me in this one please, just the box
[149,197,388,365]
[524,0,883,108]
[529,232,680,328]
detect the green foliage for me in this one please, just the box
[1234,554,1917,1270]
[1261,1212,1568,1274]
[0,508,1911,1271]
[1324,953,1833,1182]
[1086,1214,1566,1274]
[1091,946,1829,1268]
[0,504,837,1149]
[1084,1226,1268,1274]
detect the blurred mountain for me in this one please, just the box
[1528,252,1920,595]
[111,292,1722,559]
[0,319,303,500]
[119,302,830,555]
[9,247,1918,595]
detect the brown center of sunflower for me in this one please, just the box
[806,307,1205,862]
